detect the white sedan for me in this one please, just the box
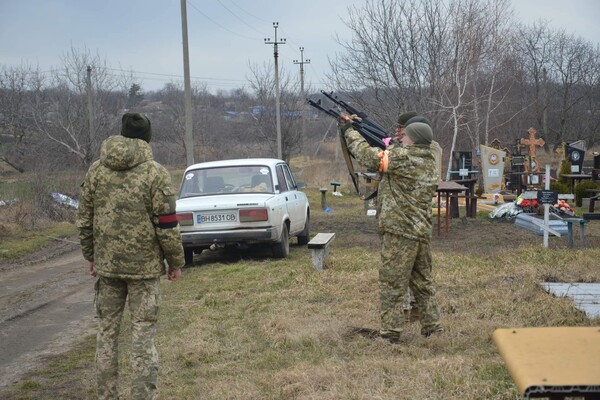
[176,158,310,265]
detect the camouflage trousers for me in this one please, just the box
[379,233,441,337]
[95,277,161,400]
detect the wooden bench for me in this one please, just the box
[564,218,590,248]
[307,233,335,271]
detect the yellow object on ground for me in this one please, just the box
[493,327,600,398]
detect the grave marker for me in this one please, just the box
[449,151,478,180]
[520,127,545,173]
[480,144,506,193]
[565,142,586,174]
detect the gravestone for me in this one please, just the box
[507,139,526,194]
[480,144,506,193]
[593,153,600,182]
[565,143,586,174]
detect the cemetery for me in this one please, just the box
[419,127,600,245]
[346,123,600,252]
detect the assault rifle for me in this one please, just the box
[307,91,391,149]
[307,91,392,196]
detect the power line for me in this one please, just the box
[105,67,246,83]
[216,0,268,37]
[228,1,271,24]
[186,0,261,41]
[39,66,330,89]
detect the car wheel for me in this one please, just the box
[272,223,290,258]
[297,214,309,246]
[184,248,195,266]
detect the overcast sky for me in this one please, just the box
[1,0,599,93]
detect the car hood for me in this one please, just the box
[176,193,277,212]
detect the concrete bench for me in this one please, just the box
[308,233,335,271]
[564,218,590,248]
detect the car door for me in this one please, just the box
[276,163,305,234]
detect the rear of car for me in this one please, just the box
[176,159,309,265]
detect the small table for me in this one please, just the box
[560,174,593,194]
[436,181,467,235]
[493,327,600,399]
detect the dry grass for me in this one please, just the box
[2,172,600,399]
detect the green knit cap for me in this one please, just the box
[405,115,431,127]
[397,111,417,127]
[405,122,433,145]
[121,112,152,143]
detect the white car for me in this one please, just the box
[176,158,310,265]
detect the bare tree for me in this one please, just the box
[329,0,519,179]
[247,62,304,163]
[0,63,43,172]
[29,46,131,167]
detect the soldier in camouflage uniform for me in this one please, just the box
[77,113,185,399]
[339,112,443,342]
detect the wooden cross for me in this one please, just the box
[520,127,545,158]
[519,128,545,173]
[514,139,524,155]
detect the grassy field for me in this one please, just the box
[1,177,600,399]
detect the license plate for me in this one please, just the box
[197,212,238,224]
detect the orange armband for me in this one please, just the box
[378,150,389,172]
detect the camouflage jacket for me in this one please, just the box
[77,136,185,279]
[343,127,438,242]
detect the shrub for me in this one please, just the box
[550,181,570,194]
[558,160,572,184]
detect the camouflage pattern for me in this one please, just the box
[77,135,185,279]
[78,135,184,399]
[95,277,160,400]
[343,126,441,336]
[344,127,438,241]
[380,233,441,336]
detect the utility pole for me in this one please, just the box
[264,22,285,160]
[293,47,310,146]
[181,0,194,165]
[86,66,95,140]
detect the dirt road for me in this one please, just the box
[0,249,95,388]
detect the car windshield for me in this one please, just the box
[179,165,274,198]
